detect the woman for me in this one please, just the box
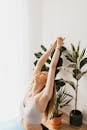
[20,37,64,130]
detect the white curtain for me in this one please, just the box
[0,0,42,121]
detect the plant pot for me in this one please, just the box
[48,116,62,129]
[70,110,83,127]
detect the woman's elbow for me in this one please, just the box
[44,92,52,101]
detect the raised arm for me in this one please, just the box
[34,40,57,75]
[36,37,64,112]
[43,37,64,100]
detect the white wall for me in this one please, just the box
[0,0,42,121]
[42,0,87,46]
[42,0,87,124]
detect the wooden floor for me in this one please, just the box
[42,114,87,130]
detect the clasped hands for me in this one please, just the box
[53,37,65,49]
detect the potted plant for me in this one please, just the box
[34,44,73,129]
[65,43,87,127]
[48,82,73,129]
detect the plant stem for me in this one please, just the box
[75,80,78,110]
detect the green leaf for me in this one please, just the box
[73,69,81,74]
[67,63,76,68]
[57,58,63,67]
[71,43,80,60]
[65,53,76,62]
[34,60,38,66]
[73,69,81,79]
[60,46,67,53]
[34,52,43,58]
[80,57,87,69]
[58,88,73,108]
[50,110,62,118]
[51,50,55,59]
[51,112,60,118]
[55,79,65,87]
[46,58,51,64]
[55,68,60,77]
[41,44,47,51]
[81,70,87,75]
[41,64,49,71]
[65,80,75,90]
[63,92,73,99]
[79,48,86,61]
[55,79,65,91]
[66,55,73,62]
[60,97,72,108]
[75,51,79,59]
[71,43,76,52]
[72,51,79,60]
[55,84,60,91]
[76,70,87,80]
[77,42,80,54]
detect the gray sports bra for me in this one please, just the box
[20,97,42,124]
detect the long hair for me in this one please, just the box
[43,82,56,121]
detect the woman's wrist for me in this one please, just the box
[56,44,62,49]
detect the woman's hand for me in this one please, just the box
[57,37,65,47]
